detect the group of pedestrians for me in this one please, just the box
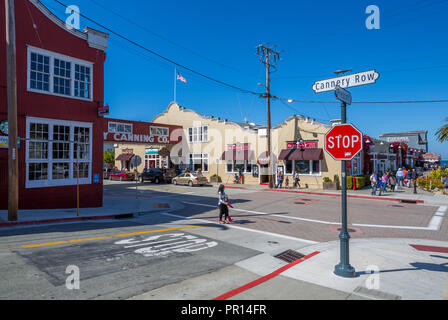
[275,170,301,189]
[370,167,419,196]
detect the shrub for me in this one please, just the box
[418,176,444,191]
[323,177,332,183]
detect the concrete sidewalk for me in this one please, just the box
[0,193,183,227]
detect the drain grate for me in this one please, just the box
[391,204,404,208]
[274,249,305,263]
[300,199,313,201]
[294,201,306,205]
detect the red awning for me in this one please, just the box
[116,154,134,161]
[257,152,277,165]
[221,150,255,161]
[278,149,295,160]
[286,148,323,161]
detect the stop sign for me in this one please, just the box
[325,124,363,160]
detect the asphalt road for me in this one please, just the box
[0,181,446,300]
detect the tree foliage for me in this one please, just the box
[436,118,448,143]
[104,150,115,164]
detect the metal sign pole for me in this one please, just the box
[334,101,356,278]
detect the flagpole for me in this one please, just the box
[174,66,177,103]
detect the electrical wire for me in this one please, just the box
[53,0,260,97]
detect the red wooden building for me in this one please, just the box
[0,0,109,209]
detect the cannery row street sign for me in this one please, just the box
[312,69,380,93]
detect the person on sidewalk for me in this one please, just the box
[405,170,412,188]
[218,184,230,224]
[396,168,404,187]
[387,172,397,192]
[370,172,378,195]
[378,172,388,196]
[411,168,418,194]
[277,170,284,189]
[285,176,290,189]
[293,171,301,188]
[442,174,448,195]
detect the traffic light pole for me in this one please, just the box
[334,101,356,278]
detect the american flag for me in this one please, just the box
[177,72,187,83]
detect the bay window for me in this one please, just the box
[189,153,209,172]
[226,160,253,173]
[282,160,321,176]
[188,125,208,143]
[26,117,92,188]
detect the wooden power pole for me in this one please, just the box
[256,44,280,189]
[6,0,18,221]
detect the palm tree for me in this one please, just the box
[436,118,448,142]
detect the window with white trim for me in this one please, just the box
[226,160,253,173]
[188,125,208,143]
[108,122,132,134]
[27,46,93,101]
[282,160,321,176]
[150,126,169,137]
[189,153,209,172]
[26,118,92,188]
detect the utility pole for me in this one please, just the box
[256,44,280,189]
[6,0,18,221]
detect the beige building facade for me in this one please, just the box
[153,102,343,189]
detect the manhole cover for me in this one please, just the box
[294,202,306,205]
[391,204,404,208]
[274,250,305,263]
[301,199,313,201]
[337,228,357,233]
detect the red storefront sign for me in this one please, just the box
[228,144,250,151]
[287,141,318,149]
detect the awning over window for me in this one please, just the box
[257,152,277,165]
[221,150,255,161]
[116,153,134,161]
[279,148,323,161]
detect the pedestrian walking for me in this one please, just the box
[405,170,412,188]
[396,168,404,187]
[218,184,230,224]
[387,173,397,192]
[285,176,290,189]
[370,172,378,195]
[442,174,448,195]
[293,171,301,188]
[238,167,243,184]
[378,172,388,196]
[277,170,284,188]
[411,168,418,194]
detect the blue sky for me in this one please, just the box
[42,0,448,158]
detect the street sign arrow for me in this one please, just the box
[335,86,352,105]
[313,70,379,93]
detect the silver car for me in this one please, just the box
[172,173,208,187]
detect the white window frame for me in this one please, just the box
[150,126,169,137]
[189,152,209,172]
[284,160,322,176]
[27,45,93,101]
[108,121,132,134]
[188,125,208,143]
[225,160,253,174]
[25,117,93,188]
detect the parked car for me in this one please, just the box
[138,168,167,184]
[108,170,135,181]
[172,172,208,187]
[103,168,112,180]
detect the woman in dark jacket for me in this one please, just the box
[387,173,397,192]
[218,184,229,224]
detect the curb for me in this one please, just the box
[0,213,134,228]
[261,188,424,203]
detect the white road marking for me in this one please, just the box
[181,201,446,231]
[159,212,318,244]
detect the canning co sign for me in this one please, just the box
[103,132,170,144]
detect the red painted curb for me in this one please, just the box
[212,251,320,300]
[410,244,448,253]
[261,188,424,203]
[0,214,128,228]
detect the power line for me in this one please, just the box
[87,0,256,78]
[54,0,260,97]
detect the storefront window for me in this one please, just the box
[295,160,310,174]
[189,153,209,172]
[312,161,320,174]
[26,118,92,188]
[285,160,293,174]
[226,160,253,173]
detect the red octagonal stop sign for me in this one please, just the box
[325,124,363,160]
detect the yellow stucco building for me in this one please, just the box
[153,102,343,189]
